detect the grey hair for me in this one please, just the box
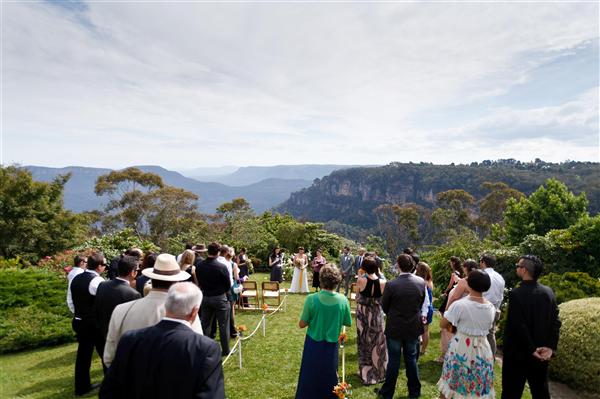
[165,282,203,319]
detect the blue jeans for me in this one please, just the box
[378,337,421,399]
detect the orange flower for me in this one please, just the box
[237,325,247,333]
[262,303,269,311]
[332,382,351,398]
[338,332,348,345]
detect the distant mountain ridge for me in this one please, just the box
[25,165,312,214]
[277,161,600,228]
[183,164,369,186]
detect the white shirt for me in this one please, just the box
[66,266,85,313]
[86,269,105,296]
[445,297,496,336]
[217,256,234,286]
[483,268,505,310]
[400,272,430,318]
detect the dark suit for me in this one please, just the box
[100,320,225,399]
[502,281,561,399]
[379,273,426,399]
[95,278,141,339]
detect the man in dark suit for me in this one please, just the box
[195,242,232,355]
[95,255,141,341]
[100,282,225,399]
[377,254,426,399]
[70,252,107,396]
[502,255,561,399]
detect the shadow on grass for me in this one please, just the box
[27,349,77,370]
[16,368,102,399]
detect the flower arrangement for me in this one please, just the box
[237,325,248,336]
[262,303,269,311]
[338,331,348,346]
[333,382,352,399]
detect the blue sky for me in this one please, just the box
[2,1,599,169]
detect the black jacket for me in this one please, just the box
[95,279,141,339]
[381,273,426,340]
[100,320,225,399]
[503,280,561,357]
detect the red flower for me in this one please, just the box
[466,338,470,347]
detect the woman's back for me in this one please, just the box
[445,297,495,336]
[359,276,382,298]
[301,291,352,343]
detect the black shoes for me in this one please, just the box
[75,382,101,397]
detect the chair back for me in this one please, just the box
[242,281,257,290]
[262,281,280,291]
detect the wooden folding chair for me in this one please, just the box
[239,281,260,310]
[261,281,281,307]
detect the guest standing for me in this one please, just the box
[311,248,326,292]
[196,242,232,356]
[179,249,198,285]
[269,246,284,283]
[502,255,561,399]
[377,254,426,399]
[237,248,249,279]
[338,246,355,295]
[100,283,225,399]
[296,264,352,399]
[355,257,387,385]
[70,252,106,396]
[437,256,464,363]
[66,255,87,314]
[415,262,434,355]
[480,254,505,357]
[437,270,496,399]
[95,255,140,341]
[289,247,309,293]
[133,252,156,297]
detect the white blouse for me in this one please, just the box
[444,297,496,336]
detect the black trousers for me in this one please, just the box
[72,318,105,395]
[200,294,231,355]
[501,354,550,399]
[209,293,236,338]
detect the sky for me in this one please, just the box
[2,1,599,170]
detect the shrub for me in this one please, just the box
[73,228,160,261]
[0,267,73,353]
[550,297,600,393]
[539,272,600,304]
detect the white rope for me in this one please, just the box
[221,291,288,367]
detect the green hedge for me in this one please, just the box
[550,297,600,393]
[0,267,73,353]
[539,272,600,304]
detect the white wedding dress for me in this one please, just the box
[289,255,309,293]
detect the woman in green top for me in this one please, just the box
[295,264,352,399]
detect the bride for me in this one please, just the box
[289,247,309,293]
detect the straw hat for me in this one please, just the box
[142,253,190,281]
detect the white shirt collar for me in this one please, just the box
[162,317,191,328]
[116,277,129,284]
[87,269,99,277]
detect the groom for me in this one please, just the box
[337,246,354,296]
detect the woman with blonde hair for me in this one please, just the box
[415,262,434,355]
[179,249,198,285]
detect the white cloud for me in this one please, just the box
[2,2,598,168]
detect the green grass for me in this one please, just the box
[0,273,529,399]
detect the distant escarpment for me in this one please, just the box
[277,160,600,228]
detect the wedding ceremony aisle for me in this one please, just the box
[1,273,523,399]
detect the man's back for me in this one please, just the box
[195,257,231,297]
[95,279,141,339]
[504,281,561,356]
[381,274,426,340]
[100,320,224,399]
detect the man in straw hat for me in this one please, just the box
[100,282,225,399]
[103,253,202,368]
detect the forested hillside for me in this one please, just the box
[278,160,600,228]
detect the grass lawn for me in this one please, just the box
[0,273,529,399]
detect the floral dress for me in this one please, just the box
[438,297,496,398]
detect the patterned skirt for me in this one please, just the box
[356,297,387,385]
[437,332,495,398]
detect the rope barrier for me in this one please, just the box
[222,291,288,368]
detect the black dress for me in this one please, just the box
[269,255,283,282]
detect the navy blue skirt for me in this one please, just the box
[295,335,339,399]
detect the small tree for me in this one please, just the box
[0,166,89,262]
[503,179,588,245]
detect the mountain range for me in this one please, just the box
[277,160,600,228]
[25,165,355,214]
